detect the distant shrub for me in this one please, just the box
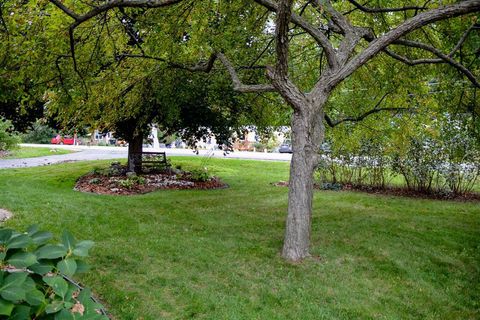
[318,122,479,196]
[391,137,444,193]
[316,139,392,188]
[21,121,56,144]
[0,117,20,151]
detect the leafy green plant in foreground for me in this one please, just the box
[0,225,108,319]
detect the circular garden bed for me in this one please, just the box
[75,162,227,195]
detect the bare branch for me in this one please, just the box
[0,3,9,34]
[116,53,217,72]
[49,0,81,20]
[393,39,480,88]
[324,92,409,127]
[449,23,477,55]
[346,0,427,13]
[217,53,276,93]
[317,0,351,33]
[383,23,477,67]
[383,48,441,65]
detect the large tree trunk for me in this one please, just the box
[282,99,326,261]
[127,134,143,173]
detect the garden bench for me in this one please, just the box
[130,151,168,172]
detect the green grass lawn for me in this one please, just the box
[2,146,74,159]
[0,158,478,319]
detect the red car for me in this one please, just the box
[51,135,75,145]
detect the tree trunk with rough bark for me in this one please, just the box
[281,97,327,261]
[127,134,143,173]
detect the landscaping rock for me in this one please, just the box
[126,171,137,178]
[0,209,13,222]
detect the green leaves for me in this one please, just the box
[43,276,69,299]
[1,285,25,302]
[36,244,68,260]
[73,240,94,257]
[0,229,13,244]
[31,231,53,246]
[0,272,28,302]
[57,259,77,277]
[0,298,14,316]
[7,234,32,250]
[0,225,107,319]
[25,288,44,306]
[29,261,54,275]
[8,252,38,268]
[45,299,64,314]
[62,231,76,252]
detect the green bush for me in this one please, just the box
[21,121,56,144]
[0,117,20,151]
[316,139,392,188]
[189,168,211,182]
[0,225,108,319]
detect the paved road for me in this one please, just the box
[0,144,292,169]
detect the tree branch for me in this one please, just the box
[448,23,477,55]
[50,0,184,24]
[346,0,427,13]
[0,3,9,34]
[324,92,409,127]
[49,0,81,20]
[253,0,339,69]
[325,0,480,91]
[115,52,276,93]
[275,0,293,78]
[316,0,370,65]
[116,53,218,72]
[217,53,276,93]
[393,39,480,88]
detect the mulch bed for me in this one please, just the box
[345,184,480,202]
[75,172,227,195]
[272,181,480,202]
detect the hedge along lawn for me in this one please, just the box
[2,146,74,159]
[0,157,479,320]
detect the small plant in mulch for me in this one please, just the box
[188,168,210,182]
[117,175,145,189]
[75,162,227,195]
[88,178,101,185]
